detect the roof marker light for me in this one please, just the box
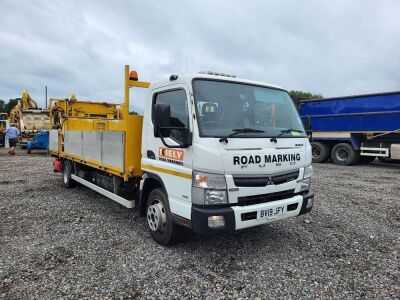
[199,71,236,78]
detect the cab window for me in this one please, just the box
[153,89,189,143]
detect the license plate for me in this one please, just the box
[258,206,284,220]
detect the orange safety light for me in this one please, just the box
[129,70,139,81]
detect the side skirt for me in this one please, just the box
[71,174,134,209]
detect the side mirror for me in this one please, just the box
[180,128,193,147]
[153,103,192,148]
[154,103,171,137]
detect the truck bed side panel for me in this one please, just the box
[64,130,125,172]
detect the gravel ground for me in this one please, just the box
[0,148,399,299]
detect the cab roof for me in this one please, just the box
[149,73,285,92]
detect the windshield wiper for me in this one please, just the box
[219,128,265,144]
[270,128,304,143]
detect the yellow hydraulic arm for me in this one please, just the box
[9,90,39,126]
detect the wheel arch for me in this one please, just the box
[140,173,167,217]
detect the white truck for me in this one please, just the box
[50,66,314,245]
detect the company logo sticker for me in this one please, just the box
[159,147,184,165]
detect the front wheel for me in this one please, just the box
[146,188,184,245]
[62,160,76,188]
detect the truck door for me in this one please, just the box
[142,85,193,220]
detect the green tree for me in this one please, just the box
[289,90,322,101]
[0,99,5,113]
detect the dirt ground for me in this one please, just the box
[0,147,399,299]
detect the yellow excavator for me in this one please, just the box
[9,90,50,147]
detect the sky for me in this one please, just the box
[0,0,399,113]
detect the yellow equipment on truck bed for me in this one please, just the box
[50,67,149,206]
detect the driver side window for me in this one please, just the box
[153,89,189,143]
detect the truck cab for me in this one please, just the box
[140,72,314,244]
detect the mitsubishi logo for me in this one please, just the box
[266,177,274,185]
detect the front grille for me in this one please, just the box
[271,170,299,185]
[237,189,295,206]
[233,170,299,187]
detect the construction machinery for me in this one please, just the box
[50,65,314,245]
[9,90,50,147]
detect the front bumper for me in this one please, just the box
[191,191,314,235]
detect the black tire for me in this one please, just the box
[146,188,184,245]
[27,148,31,154]
[358,156,376,164]
[62,160,76,188]
[331,143,360,166]
[311,142,330,163]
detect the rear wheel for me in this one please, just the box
[311,142,330,163]
[62,160,76,188]
[331,143,360,166]
[146,188,184,245]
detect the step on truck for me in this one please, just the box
[49,66,314,245]
[299,92,400,165]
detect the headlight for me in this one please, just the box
[300,165,313,192]
[300,178,311,192]
[193,171,227,189]
[192,171,228,205]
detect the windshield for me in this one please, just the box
[192,79,306,138]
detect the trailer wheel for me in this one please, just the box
[62,160,76,188]
[358,156,376,164]
[331,143,360,166]
[311,142,330,163]
[146,188,183,246]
